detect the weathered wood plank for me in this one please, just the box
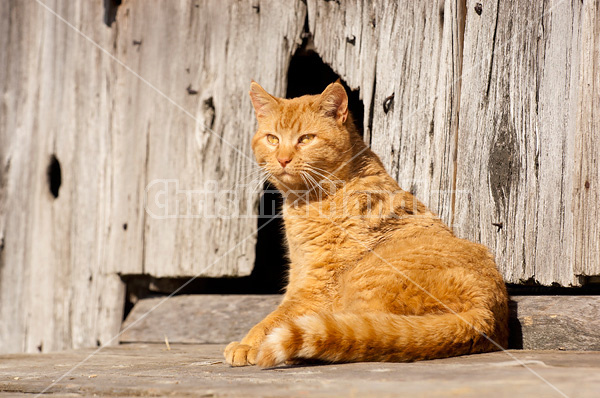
[109,0,306,277]
[574,0,600,279]
[509,296,600,350]
[0,0,306,354]
[120,294,600,351]
[0,0,125,353]
[454,0,582,286]
[307,0,463,226]
[3,345,600,398]
[120,295,282,344]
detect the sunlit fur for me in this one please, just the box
[224,81,509,368]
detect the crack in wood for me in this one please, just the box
[486,0,501,98]
[366,70,377,147]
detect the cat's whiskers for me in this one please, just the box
[260,167,303,194]
[302,166,339,198]
[303,172,327,198]
[241,170,267,186]
[253,173,271,193]
[306,168,337,189]
[298,171,310,189]
[299,172,312,196]
[306,164,339,181]
[246,165,273,193]
[306,163,336,175]
[303,172,324,199]
[238,163,268,182]
[308,173,335,197]
[238,166,271,193]
[298,171,313,191]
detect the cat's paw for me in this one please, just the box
[255,326,297,367]
[224,341,259,367]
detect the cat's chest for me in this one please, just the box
[283,200,374,267]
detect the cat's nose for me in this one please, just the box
[278,157,292,168]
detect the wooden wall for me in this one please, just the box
[0,0,598,353]
[0,0,304,353]
[308,0,599,286]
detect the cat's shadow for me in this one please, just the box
[262,359,336,371]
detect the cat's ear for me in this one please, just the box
[249,81,278,119]
[319,82,348,124]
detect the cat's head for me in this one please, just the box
[249,81,355,194]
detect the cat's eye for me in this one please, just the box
[266,134,279,145]
[298,134,315,145]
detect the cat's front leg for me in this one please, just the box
[224,300,304,366]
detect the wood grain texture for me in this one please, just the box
[0,0,125,353]
[454,0,583,286]
[308,0,599,284]
[3,345,600,397]
[0,0,305,353]
[120,295,282,344]
[1,0,599,356]
[574,0,600,278]
[108,1,306,277]
[121,294,600,351]
[307,0,463,225]
[509,296,600,350]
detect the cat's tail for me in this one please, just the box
[256,308,507,367]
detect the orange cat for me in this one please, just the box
[224,81,508,367]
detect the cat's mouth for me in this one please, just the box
[274,169,299,184]
[277,170,295,178]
